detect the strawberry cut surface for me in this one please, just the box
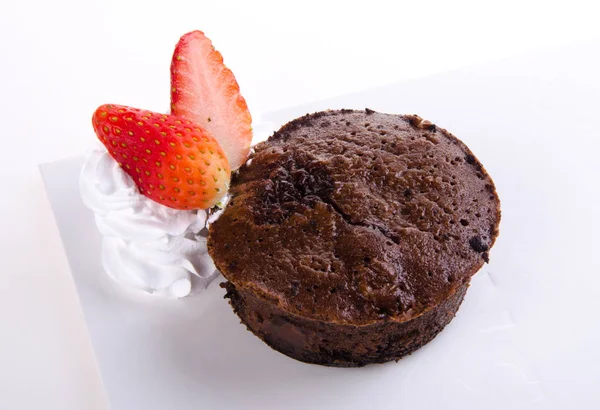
[92,104,230,210]
[170,30,252,170]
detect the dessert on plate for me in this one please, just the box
[85,29,501,366]
[208,110,501,366]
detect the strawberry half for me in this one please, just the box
[92,104,230,210]
[170,30,252,170]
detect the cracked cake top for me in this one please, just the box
[208,109,500,325]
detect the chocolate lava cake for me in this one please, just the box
[208,109,501,367]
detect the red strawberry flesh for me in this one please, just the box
[170,30,252,170]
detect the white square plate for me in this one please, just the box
[41,39,600,409]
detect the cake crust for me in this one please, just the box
[221,280,468,367]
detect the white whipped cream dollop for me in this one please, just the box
[80,147,218,298]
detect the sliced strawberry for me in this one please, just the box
[170,30,252,170]
[92,104,230,210]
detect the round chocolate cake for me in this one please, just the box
[208,109,501,367]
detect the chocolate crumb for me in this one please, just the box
[469,236,489,253]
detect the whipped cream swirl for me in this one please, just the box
[80,146,218,298]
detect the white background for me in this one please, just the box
[1,1,600,408]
